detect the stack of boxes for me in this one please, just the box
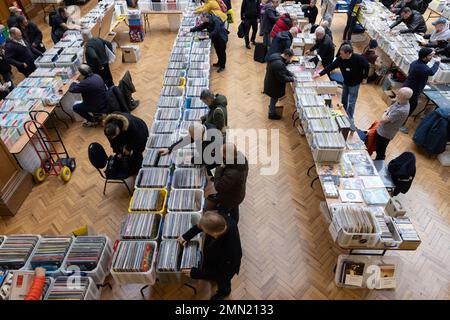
[128,10,145,42]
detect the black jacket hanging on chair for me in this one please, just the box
[388,152,416,196]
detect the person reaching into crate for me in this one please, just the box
[103,112,149,176]
[178,211,242,300]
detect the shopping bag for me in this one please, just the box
[105,45,116,64]
[237,21,245,38]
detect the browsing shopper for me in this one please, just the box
[241,0,260,49]
[179,211,242,300]
[313,43,369,128]
[375,87,413,160]
[388,7,427,35]
[5,27,42,77]
[200,89,228,132]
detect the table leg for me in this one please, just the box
[140,284,149,299]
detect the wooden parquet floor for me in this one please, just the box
[0,1,449,300]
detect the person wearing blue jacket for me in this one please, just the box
[401,47,441,133]
[191,13,228,72]
[265,27,298,61]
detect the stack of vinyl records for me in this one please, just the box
[130,189,165,212]
[180,242,199,270]
[150,121,179,134]
[164,69,186,78]
[168,62,188,70]
[302,107,332,119]
[187,69,209,78]
[190,54,209,63]
[0,236,39,270]
[111,241,154,272]
[333,206,377,234]
[156,108,181,121]
[189,62,207,70]
[184,108,208,121]
[167,189,203,212]
[172,168,205,189]
[308,118,339,133]
[142,149,172,167]
[161,86,184,97]
[120,214,161,240]
[135,168,170,188]
[146,133,175,149]
[188,98,208,109]
[45,276,90,300]
[163,77,183,86]
[65,236,106,271]
[162,213,199,239]
[170,54,189,63]
[29,236,73,271]
[298,95,326,108]
[186,86,206,97]
[174,148,200,168]
[313,133,346,149]
[156,240,181,272]
[187,78,209,87]
[158,96,182,108]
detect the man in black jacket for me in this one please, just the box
[0,45,13,87]
[17,16,45,53]
[265,27,298,62]
[241,0,260,49]
[69,64,109,127]
[5,28,42,77]
[208,143,249,224]
[314,44,369,124]
[302,0,319,25]
[305,26,335,69]
[179,211,242,300]
[190,13,228,72]
[82,30,115,87]
[104,112,149,175]
[389,7,427,34]
[264,49,295,120]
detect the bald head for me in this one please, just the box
[396,87,413,103]
[9,27,22,40]
[188,122,205,141]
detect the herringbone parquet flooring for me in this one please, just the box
[0,1,449,300]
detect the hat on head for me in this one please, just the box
[369,39,378,49]
[418,47,433,60]
[432,18,447,26]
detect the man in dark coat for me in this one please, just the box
[208,143,249,224]
[400,47,441,133]
[180,211,242,300]
[190,13,228,73]
[305,26,335,69]
[5,28,42,77]
[82,30,115,88]
[17,16,46,53]
[389,7,427,34]
[69,64,109,126]
[200,89,228,132]
[241,0,260,49]
[265,27,298,62]
[103,112,149,175]
[302,0,319,25]
[263,49,295,120]
[261,0,280,46]
[0,45,13,87]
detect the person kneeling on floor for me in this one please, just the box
[103,112,149,176]
[208,143,248,224]
[375,87,413,160]
[263,48,295,120]
[179,210,242,300]
[69,64,109,127]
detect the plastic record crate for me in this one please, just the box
[167,189,205,214]
[142,148,173,168]
[44,276,100,300]
[162,212,202,240]
[157,96,184,109]
[110,240,158,285]
[183,108,208,121]
[171,167,207,190]
[0,235,41,272]
[150,120,180,134]
[128,188,168,214]
[185,97,208,109]
[120,213,163,241]
[155,108,182,121]
[135,167,171,189]
[146,133,177,149]
[173,148,202,168]
[61,235,113,285]
[156,239,201,284]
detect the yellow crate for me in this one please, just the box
[128,188,168,214]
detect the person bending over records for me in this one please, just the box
[179,211,242,300]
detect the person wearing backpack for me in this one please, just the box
[194,0,227,23]
[199,89,228,132]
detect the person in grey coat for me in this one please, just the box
[261,0,280,46]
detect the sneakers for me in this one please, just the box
[212,62,220,67]
[217,67,225,73]
[399,126,409,134]
[82,121,98,127]
[268,113,282,120]
[210,292,230,300]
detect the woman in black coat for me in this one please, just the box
[180,211,242,300]
[103,112,149,175]
[263,49,295,119]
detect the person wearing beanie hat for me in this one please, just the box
[399,48,441,134]
[423,18,450,48]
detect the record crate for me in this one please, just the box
[0,235,40,271]
[157,95,184,109]
[128,188,169,214]
[150,120,180,134]
[120,213,163,241]
[163,76,186,87]
[44,276,100,300]
[184,97,208,109]
[171,167,207,190]
[183,108,208,122]
[135,167,172,189]
[155,107,182,121]
[61,235,113,285]
[167,189,205,214]
[173,148,202,168]
[156,239,201,284]
[110,240,158,285]
[145,132,177,149]
[162,212,202,241]
[142,148,173,168]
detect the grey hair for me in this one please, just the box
[315,26,325,35]
[200,89,215,101]
[81,29,93,42]
[78,64,93,77]
[9,27,21,37]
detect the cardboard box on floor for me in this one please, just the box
[122,45,141,63]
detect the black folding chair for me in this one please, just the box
[88,142,132,196]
